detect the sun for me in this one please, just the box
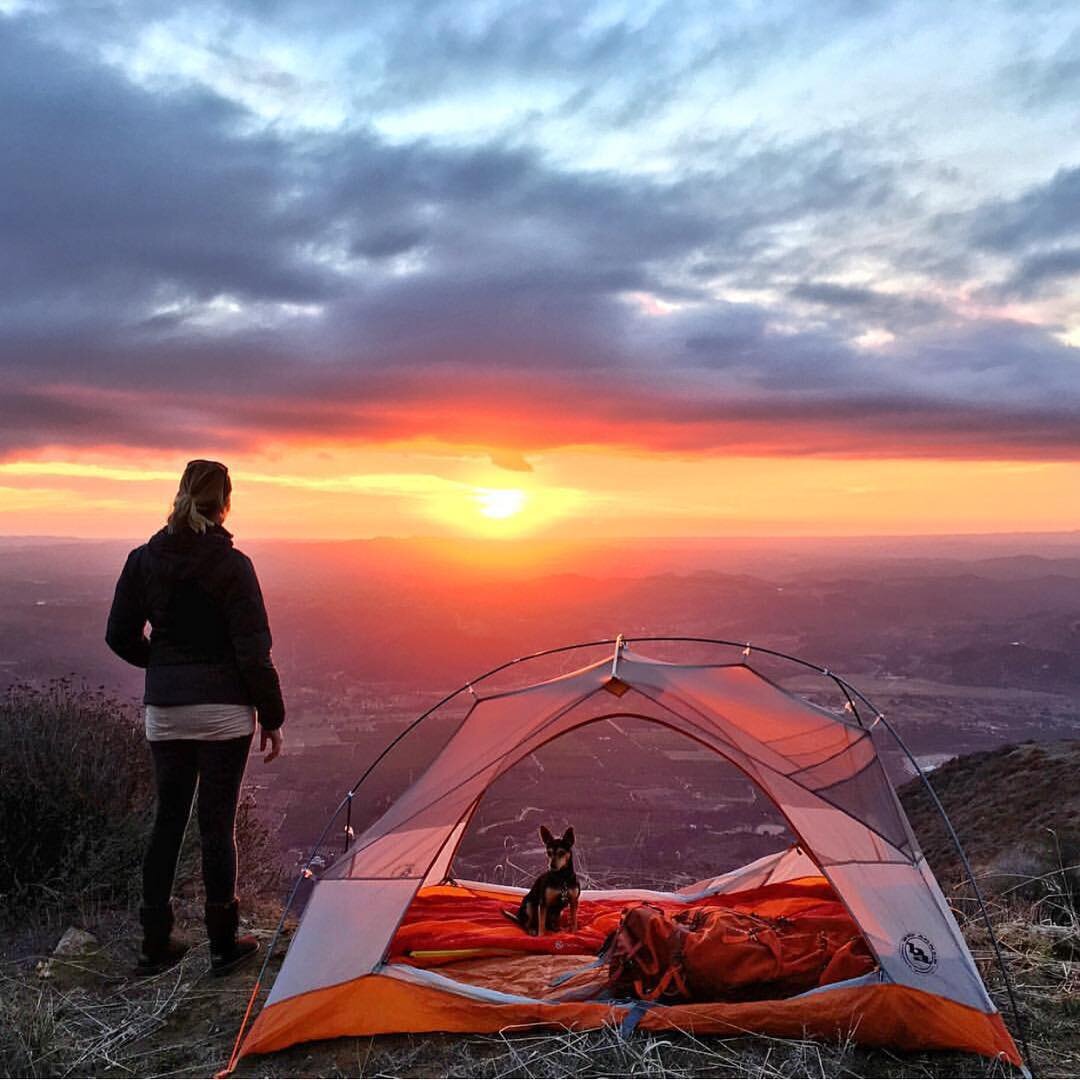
[474,487,527,519]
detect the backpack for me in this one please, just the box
[606,903,690,1001]
[606,902,874,1002]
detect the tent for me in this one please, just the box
[231,639,1023,1069]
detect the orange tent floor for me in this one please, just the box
[392,877,842,962]
[387,876,873,998]
[238,879,1021,1067]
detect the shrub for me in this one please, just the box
[0,680,152,922]
[0,680,282,927]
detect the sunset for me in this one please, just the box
[1,2,1078,542]
[2,3,1078,1078]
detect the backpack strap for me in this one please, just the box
[634,962,689,1002]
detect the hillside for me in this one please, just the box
[3,741,1079,1078]
[899,739,1080,887]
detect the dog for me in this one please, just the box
[503,825,580,936]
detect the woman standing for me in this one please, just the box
[106,459,285,976]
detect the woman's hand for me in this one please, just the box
[259,726,284,763]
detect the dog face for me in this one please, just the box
[539,825,575,870]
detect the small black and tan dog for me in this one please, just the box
[504,825,580,936]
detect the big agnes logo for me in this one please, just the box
[900,933,937,975]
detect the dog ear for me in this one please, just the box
[539,825,555,846]
[562,827,575,847]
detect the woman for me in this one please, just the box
[106,459,285,976]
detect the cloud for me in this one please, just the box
[0,25,338,316]
[489,451,534,473]
[0,5,1078,467]
[998,247,1080,298]
[1002,28,1080,109]
[970,166,1080,253]
[788,282,947,330]
[967,165,1080,300]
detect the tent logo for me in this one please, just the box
[900,933,937,975]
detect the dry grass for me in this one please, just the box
[320,1026,876,1079]
[954,884,1080,1078]
[5,731,1080,1077]
[0,932,271,1078]
[4,887,1076,1080]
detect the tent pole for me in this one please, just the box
[860,704,1032,1075]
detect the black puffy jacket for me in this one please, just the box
[105,524,285,730]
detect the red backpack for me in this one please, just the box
[606,902,874,1002]
[606,903,690,1001]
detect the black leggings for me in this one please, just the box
[143,734,253,908]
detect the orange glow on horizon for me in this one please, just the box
[0,444,1077,541]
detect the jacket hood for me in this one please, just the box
[146,523,234,582]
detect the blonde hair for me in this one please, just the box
[167,459,232,534]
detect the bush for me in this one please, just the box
[0,680,152,922]
[0,680,282,927]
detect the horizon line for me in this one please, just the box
[1,528,1078,545]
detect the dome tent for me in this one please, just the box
[225,638,1025,1072]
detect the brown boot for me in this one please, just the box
[135,903,189,976]
[205,898,259,977]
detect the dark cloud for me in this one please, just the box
[999,247,1080,298]
[788,282,946,329]
[970,166,1080,253]
[967,166,1080,300]
[0,20,337,312]
[2,313,1078,460]
[0,7,1078,465]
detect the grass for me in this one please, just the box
[0,680,284,1077]
[3,701,1079,1078]
[2,886,1076,1079]
[898,742,1080,892]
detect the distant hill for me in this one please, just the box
[944,637,1080,692]
[899,739,1080,886]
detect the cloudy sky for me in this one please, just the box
[1,0,1078,538]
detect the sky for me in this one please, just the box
[1,0,1078,540]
